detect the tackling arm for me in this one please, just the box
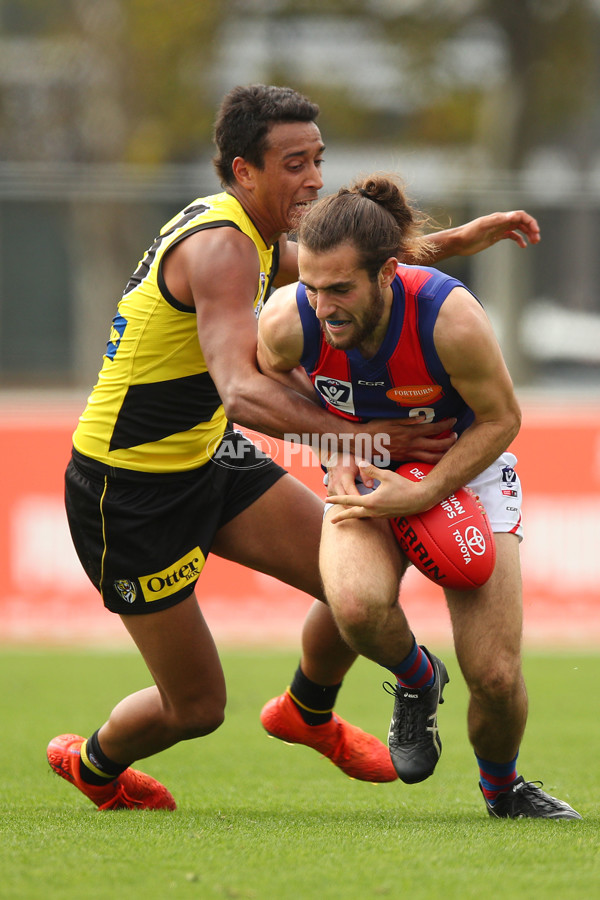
[173,229,352,440]
[258,287,365,492]
[409,210,541,264]
[270,212,541,277]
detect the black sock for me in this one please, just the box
[79,729,129,786]
[288,664,342,725]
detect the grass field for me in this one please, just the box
[0,646,598,899]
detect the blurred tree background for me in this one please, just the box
[1,0,599,386]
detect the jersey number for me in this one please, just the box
[408,407,436,423]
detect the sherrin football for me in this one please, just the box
[390,462,496,591]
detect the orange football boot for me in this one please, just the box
[47,733,176,810]
[260,692,398,783]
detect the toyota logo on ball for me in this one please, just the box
[465,526,487,556]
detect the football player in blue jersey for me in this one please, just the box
[258,172,580,819]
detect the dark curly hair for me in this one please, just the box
[213,84,320,186]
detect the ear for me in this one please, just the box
[379,257,399,288]
[231,156,255,190]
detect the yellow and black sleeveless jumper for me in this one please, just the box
[73,192,279,473]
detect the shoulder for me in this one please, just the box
[169,192,263,258]
[257,282,305,368]
[173,216,259,271]
[434,286,498,368]
[163,216,261,310]
[395,264,464,298]
[260,282,301,330]
[436,285,487,327]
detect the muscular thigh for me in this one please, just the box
[319,508,407,611]
[445,533,523,680]
[211,473,324,599]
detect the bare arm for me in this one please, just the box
[258,286,362,494]
[259,210,540,281]
[408,210,541,264]
[256,282,309,390]
[421,288,521,494]
[328,287,521,520]
[164,228,364,441]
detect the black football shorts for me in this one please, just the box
[65,430,286,615]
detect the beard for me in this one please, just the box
[321,281,385,352]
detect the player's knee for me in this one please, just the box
[468,658,522,706]
[329,592,384,640]
[173,699,226,740]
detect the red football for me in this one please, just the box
[389,462,496,591]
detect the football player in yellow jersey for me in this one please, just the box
[47,84,541,809]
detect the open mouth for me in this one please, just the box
[325,319,351,331]
[288,200,315,227]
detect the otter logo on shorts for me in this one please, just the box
[140,547,205,603]
[114,579,137,604]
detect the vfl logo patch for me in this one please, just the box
[314,376,355,415]
[113,579,137,604]
[386,385,443,406]
[500,464,518,497]
[140,547,205,603]
[501,465,517,485]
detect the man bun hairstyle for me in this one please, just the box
[298,173,435,277]
[213,84,320,186]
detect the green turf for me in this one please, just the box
[0,647,598,899]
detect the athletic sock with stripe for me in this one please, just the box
[79,729,129,786]
[287,665,342,726]
[477,752,519,804]
[386,636,435,691]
